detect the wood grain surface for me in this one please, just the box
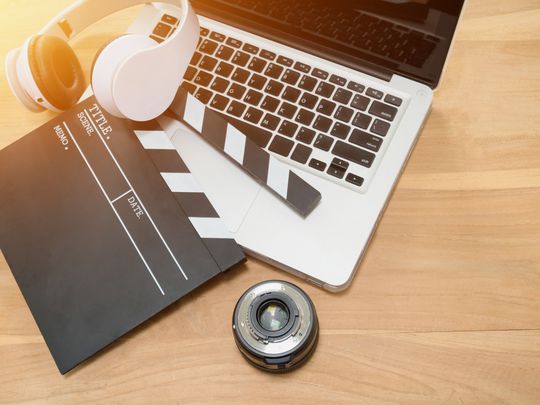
[1,1,539,403]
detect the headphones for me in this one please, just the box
[5,0,199,122]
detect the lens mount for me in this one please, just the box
[232,280,319,373]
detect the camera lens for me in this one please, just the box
[232,280,319,373]
[257,300,289,332]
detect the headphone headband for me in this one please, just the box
[39,0,182,40]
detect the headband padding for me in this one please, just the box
[28,35,85,111]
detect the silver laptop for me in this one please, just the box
[129,0,466,291]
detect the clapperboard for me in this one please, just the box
[0,96,244,374]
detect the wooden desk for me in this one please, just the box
[1,1,539,403]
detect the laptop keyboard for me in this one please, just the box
[151,15,406,192]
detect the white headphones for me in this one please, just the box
[5,0,199,121]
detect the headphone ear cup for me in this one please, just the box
[91,34,157,118]
[5,46,45,112]
[27,35,85,111]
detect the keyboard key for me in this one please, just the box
[180,81,196,94]
[347,81,365,93]
[332,141,375,168]
[278,102,297,119]
[329,74,347,86]
[226,37,242,48]
[200,27,209,37]
[226,100,247,117]
[294,61,311,73]
[244,107,264,124]
[299,93,318,109]
[330,157,349,171]
[210,31,225,42]
[351,94,370,111]
[283,86,301,103]
[194,71,213,86]
[352,112,372,129]
[316,99,336,116]
[371,119,391,137]
[216,45,234,61]
[333,88,353,104]
[232,68,250,84]
[369,101,398,121]
[248,74,267,90]
[153,23,172,38]
[269,135,294,157]
[309,159,326,171]
[215,62,234,77]
[295,109,315,126]
[244,89,263,106]
[296,127,316,144]
[312,68,329,80]
[248,57,267,73]
[265,80,284,96]
[282,69,301,85]
[210,77,229,93]
[242,43,259,54]
[260,49,276,60]
[350,129,383,152]
[210,94,229,111]
[315,82,335,98]
[313,115,333,132]
[264,63,284,79]
[190,51,202,66]
[199,55,218,71]
[291,144,313,164]
[162,14,178,25]
[385,94,403,107]
[184,66,197,81]
[334,106,354,123]
[327,165,346,179]
[200,39,218,54]
[346,173,364,187]
[261,96,280,112]
[278,120,299,137]
[232,51,250,67]
[314,134,334,151]
[261,114,281,130]
[299,75,317,92]
[331,122,351,139]
[227,83,246,99]
[195,88,212,104]
[366,88,384,99]
[277,55,294,67]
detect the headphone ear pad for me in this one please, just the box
[91,34,157,118]
[27,35,85,111]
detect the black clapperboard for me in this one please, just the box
[0,96,245,374]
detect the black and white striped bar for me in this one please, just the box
[167,89,322,217]
[133,120,246,273]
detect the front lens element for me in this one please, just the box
[257,300,289,332]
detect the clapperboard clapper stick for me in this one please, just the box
[167,88,322,217]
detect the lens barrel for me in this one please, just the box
[232,280,319,373]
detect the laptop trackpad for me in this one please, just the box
[163,119,261,233]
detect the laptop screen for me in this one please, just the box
[191,0,466,88]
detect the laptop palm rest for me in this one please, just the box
[160,117,261,233]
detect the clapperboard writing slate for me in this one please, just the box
[0,96,245,374]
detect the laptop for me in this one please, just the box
[129,0,466,291]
